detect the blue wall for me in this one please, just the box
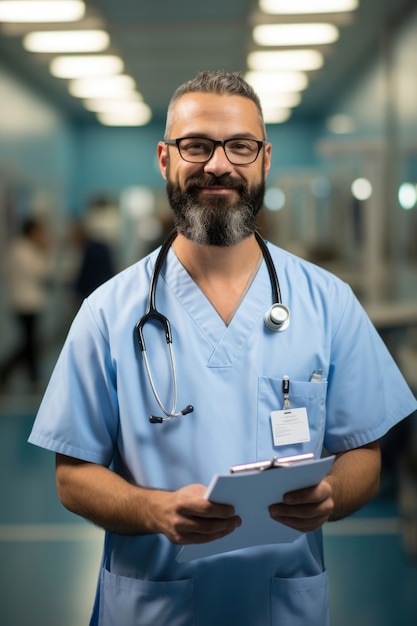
[0,64,76,220]
[71,122,168,212]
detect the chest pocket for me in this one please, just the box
[257,377,327,461]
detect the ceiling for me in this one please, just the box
[0,0,416,125]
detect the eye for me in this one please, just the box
[227,139,257,155]
[180,139,212,155]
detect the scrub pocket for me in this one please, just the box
[98,567,196,626]
[257,377,328,459]
[271,570,330,626]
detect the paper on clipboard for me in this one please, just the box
[176,455,335,563]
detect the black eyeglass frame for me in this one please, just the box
[164,137,267,165]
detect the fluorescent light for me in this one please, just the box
[398,183,417,210]
[50,55,124,78]
[326,113,355,134]
[248,50,324,71]
[97,106,152,126]
[264,187,286,210]
[97,101,151,116]
[263,108,292,123]
[69,75,136,98]
[351,178,372,201]
[245,70,308,93]
[24,30,109,53]
[259,0,358,14]
[259,92,302,108]
[253,23,339,46]
[83,94,144,111]
[0,0,85,22]
[85,99,147,114]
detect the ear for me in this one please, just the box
[263,142,272,180]
[157,141,168,180]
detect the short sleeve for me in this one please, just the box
[28,299,119,465]
[324,286,416,452]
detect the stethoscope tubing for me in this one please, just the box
[254,231,281,304]
[136,229,289,422]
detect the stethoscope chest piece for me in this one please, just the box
[264,303,290,332]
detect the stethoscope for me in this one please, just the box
[136,229,290,424]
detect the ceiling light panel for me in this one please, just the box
[24,30,110,53]
[259,0,358,14]
[83,93,144,110]
[96,101,151,119]
[97,106,152,126]
[326,113,356,134]
[50,55,124,78]
[0,0,85,22]
[253,23,339,46]
[248,49,324,71]
[84,99,147,113]
[69,75,136,98]
[263,108,292,123]
[245,70,308,93]
[259,92,302,108]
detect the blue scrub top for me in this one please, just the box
[29,241,417,626]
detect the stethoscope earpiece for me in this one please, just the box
[148,404,194,424]
[264,303,290,332]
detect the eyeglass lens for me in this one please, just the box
[178,138,261,164]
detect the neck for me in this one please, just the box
[172,233,262,324]
[173,232,261,281]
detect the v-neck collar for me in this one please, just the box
[162,247,272,367]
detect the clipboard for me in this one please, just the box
[176,454,335,562]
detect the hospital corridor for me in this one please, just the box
[2,1,417,625]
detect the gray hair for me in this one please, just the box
[164,70,266,139]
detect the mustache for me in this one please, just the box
[184,174,246,193]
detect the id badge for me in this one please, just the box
[271,407,311,447]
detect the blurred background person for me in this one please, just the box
[70,219,116,307]
[0,217,54,392]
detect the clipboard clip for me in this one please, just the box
[229,452,314,474]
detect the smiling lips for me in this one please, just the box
[199,186,237,195]
[185,174,243,195]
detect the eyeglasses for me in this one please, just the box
[164,137,267,165]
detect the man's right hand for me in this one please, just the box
[56,454,241,544]
[150,483,242,544]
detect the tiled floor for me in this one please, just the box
[0,411,103,626]
[1,408,417,626]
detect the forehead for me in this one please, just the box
[169,92,263,138]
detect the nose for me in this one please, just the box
[203,144,232,176]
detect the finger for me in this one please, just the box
[178,499,237,520]
[270,512,330,533]
[270,499,333,519]
[176,513,241,535]
[175,485,237,519]
[170,515,241,544]
[178,523,242,545]
[269,501,331,532]
[283,481,332,506]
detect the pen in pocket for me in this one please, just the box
[310,369,323,382]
